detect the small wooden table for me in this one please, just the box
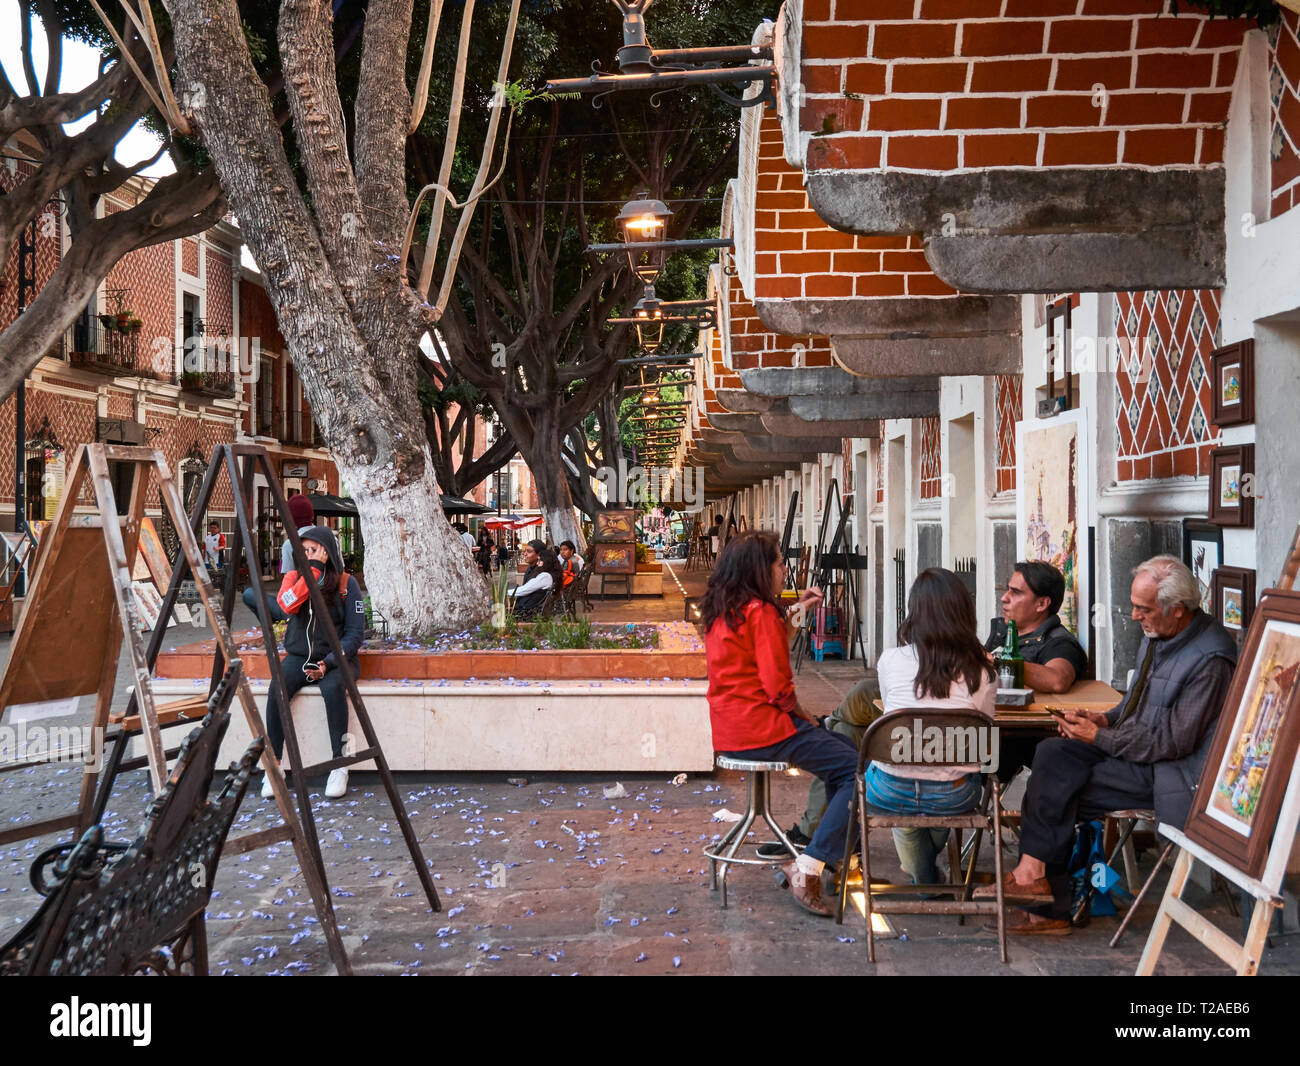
[872,679,1123,730]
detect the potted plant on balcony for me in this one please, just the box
[97,312,115,333]
[127,318,143,332]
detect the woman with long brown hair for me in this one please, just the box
[703,530,858,916]
[868,567,997,885]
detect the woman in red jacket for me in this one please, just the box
[703,530,858,916]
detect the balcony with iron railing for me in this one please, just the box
[61,318,157,378]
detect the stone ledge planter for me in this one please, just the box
[156,635,704,681]
[152,678,713,772]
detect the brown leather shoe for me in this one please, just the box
[780,860,834,918]
[973,870,1053,904]
[986,908,1071,936]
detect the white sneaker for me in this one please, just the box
[261,770,275,799]
[325,768,349,798]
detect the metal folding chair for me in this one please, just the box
[836,709,1009,963]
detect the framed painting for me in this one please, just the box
[1182,519,1223,615]
[594,508,636,542]
[1210,566,1256,649]
[592,542,635,574]
[1209,340,1254,428]
[1207,444,1255,528]
[1183,590,1300,879]
[1016,407,1090,652]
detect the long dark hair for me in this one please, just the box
[899,567,995,700]
[701,530,783,633]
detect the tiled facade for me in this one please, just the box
[1,167,337,547]
[918,416,942,500]
[1113,289,1222,481]
[1269,10,1300,216]
[994,372,1021,494]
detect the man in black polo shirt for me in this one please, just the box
[987,561,1089,692]
[986,561,1089,784]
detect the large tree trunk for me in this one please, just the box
[522,409,584,549]
[172,0,487,635]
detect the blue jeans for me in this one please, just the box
[720,718,858,866]
[863,765,983,885]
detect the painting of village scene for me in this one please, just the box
[1219,463,1242,511]
[1220,362,1242,409]
[1205,619,1300,837]
[1018,411,1089,644]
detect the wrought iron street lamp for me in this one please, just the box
[616,194,673,284]
[546,0,775,109]
[632,286,665,349]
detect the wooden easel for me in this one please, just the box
[0,444,360,972]
[1136,523,1300,975]
[84,443,443,976]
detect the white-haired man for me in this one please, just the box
[977,555,1237,932]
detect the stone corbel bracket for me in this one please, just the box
[754,294,1021,376]
[806,162,1226,295]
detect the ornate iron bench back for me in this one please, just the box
[0,664,262,976]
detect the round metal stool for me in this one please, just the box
[704,755,803,908]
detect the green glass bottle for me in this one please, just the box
[1000,619,1025,688]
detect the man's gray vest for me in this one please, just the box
[1119,610,1237,828]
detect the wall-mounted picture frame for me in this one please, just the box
[1209,339,1254,427]
[1182,518,1223,615]
[1207,444,1254,528]
[1182,590,1300,879]
[1210,565,1257,648]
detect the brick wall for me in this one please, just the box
[801,0,1249,173]
[181,238,199,277]
[1113,288,1222,481]
[1269,10,1300,216]
[726,271,833,369]
[753,102,957,300]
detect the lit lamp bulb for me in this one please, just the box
[617,194,673,285]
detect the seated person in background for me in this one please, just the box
[558,540,583,587]
[976,555,1237,933]
[985,561,1088,693]
[870,568,997,887]
[509,539,560,617]
[985,561,1090,781]
[455,522,475,550]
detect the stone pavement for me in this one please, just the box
[0,561,1295,975]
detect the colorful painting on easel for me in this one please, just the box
[1205,619,1300,837]
[1017,409,1090,645]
